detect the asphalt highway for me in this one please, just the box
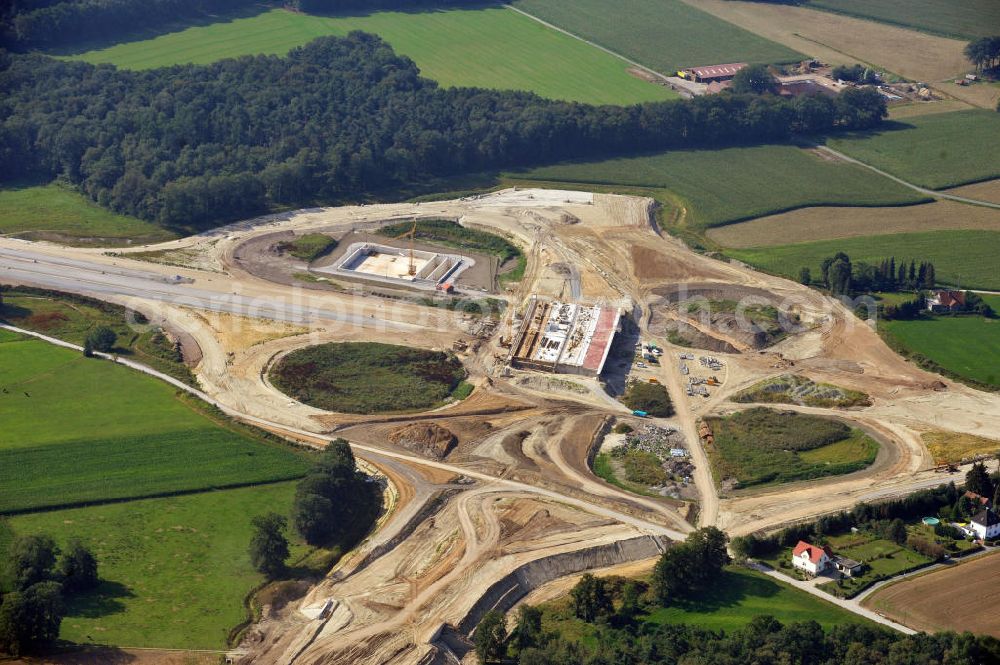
[0,245,418,332]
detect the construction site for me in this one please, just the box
[317,241,474,291]
[4,186,1000,665]
[508,297,622,377]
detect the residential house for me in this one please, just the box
[792,540,832,575]
[971,509,1000,540]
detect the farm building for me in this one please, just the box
[971,509,1000,540]
[926,290,966,313]
[678,63,747,84]
[508,297,622,377]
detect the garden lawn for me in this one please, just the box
[65,7,675,105]
[511,0,803,72]
[1,482,310,649]
[827,110,1000,189]
[538,566,869,645]
[805,0,1000,39]
[644,567,869,631]
[508,145,926,230]
[0,180,174,244]
[0,336,310,513]
[728,230,1000,291]
[882,297,1000,388]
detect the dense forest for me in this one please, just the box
[0,33,887,230]
[509,617,1000,665]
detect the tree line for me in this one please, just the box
[965,36,1000,74]
[0,34,888,231]
[804,252,938,296]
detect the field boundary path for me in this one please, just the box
[816,146,1000,211]
[0,323,689,541]
[504,4,677,87]
[747,562,916,634]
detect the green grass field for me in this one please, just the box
[66,7,675,105]
[0,181,175,245]
[1,482,316,649]
[806,0,1000,39]
[0,335,310,513]
[511,0,802,73]
[828,110,1000,189]
[509,145,926,230]
[882,297,1000,388]
[538,566,867,644]
[728,230,1000,291]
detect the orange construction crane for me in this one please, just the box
[393,219,418,276]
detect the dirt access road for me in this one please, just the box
[5,188,1000,662]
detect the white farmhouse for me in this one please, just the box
[791,540,832,575]
[971,509,1000,540]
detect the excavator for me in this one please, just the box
[393,218,418,276]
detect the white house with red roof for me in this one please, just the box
[791,540,833,575]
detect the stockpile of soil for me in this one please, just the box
[389,422,458,459]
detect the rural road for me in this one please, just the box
[816,146,1000,211]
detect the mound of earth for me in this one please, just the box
[388,422,457,459]
[651,284,800,352]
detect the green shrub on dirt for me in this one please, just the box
[277,233,337,261]
[622,381,674,417]
[269,342,467,414]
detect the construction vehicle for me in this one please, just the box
[393,219,419,276]
[933,461,959,473]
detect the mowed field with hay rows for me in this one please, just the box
[827,110,1000,189]
[728,230,1000,292]
[0,482,311,649]
[805,0,1000,39]
[0,180,176,245]
[508,145,927,230]
[511,0,802,72]
[862,552,1000,637]
[0,333,310,513]
[706,200,1000,249]
[66,6,675,105]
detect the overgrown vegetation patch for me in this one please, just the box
[621,380,674,417]
[277,233,337,261]
[705,408,878,488]
[732,375,871,408]
[377,218,522,263]
[269,342,467,414]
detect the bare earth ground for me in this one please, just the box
[862,553,1000,636]
[706,199,1000,248]
[948,179,1000,205]
[681,0,999,109]
[5,187,1000,662]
